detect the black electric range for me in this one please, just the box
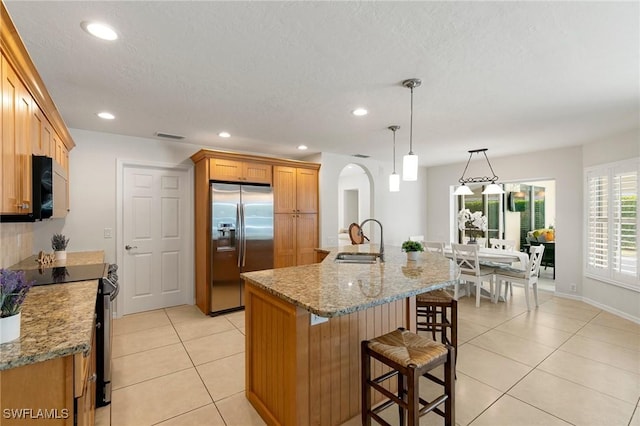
[22,263,109,285]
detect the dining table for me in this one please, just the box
[443,246,530,302]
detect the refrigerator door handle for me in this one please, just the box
[241,203,247,267]
[236,203,242,268]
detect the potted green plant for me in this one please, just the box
[51,233,70,261]
[402,240,424,261]
[0,269,34,343]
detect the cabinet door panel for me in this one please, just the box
[243,162,272,184]
[296,168,318,213]
[2,56,19,213]
[210,158,243,181]
[274,213,296,268]
[296,214,318,266]
[2,56,31,214]
[273,166,297,213]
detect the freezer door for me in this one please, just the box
[241,185,274,275]
[211,183,242,313]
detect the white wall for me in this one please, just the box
[33,129,201,264]
[317,152,427,250]
[582,129,640,321]
[427,145,583,297]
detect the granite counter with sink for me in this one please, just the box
[241,244,458,318]
[241,244,458,426]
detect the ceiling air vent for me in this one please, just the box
[352,154,370,158]
[155,132,185,140]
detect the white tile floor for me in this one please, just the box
[97,275,640,426]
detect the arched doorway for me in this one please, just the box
[337,163,373,245]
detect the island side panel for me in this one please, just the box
[245,283,309,426]
[245,280,412,426]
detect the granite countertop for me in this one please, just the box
[0,280,99,370]
[10,250,105,270]
[0,251,104,370]
[241,245,458,318]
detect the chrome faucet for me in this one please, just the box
[359,218,384,263]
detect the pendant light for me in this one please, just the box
[453,148,505,195]
[388,125,400,192]
[402,78,421,181]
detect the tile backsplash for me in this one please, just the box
[0,223,34,268]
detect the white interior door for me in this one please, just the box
[122,165,190,314]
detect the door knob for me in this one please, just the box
[125,245,138,250]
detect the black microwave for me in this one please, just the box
[0,155,60,222]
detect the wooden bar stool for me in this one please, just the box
[415,289,458,368]
[361,328,455,426]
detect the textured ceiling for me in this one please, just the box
[4,1,639,166]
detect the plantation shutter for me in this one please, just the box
[612,167,638,280]
[585,158,639,287]
[587,172,608,274]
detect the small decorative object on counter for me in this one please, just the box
[51,233,70,261]
[457,209,488,244]
[36,250,56,266]
[0,269,34,344]
[401,240,424,261]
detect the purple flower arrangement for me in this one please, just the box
[0,269,34,318]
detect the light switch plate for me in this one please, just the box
[104,228,113,239]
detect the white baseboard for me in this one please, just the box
[554,291,640,325]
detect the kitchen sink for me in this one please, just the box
[334,252,380,264]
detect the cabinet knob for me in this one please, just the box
[88,373,97,382]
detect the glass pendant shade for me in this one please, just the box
[402,154,418,181]
[482,183,505,194]
[453,184,474,196]
[389,173,400,192]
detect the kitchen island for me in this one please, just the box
[241,245,457,426]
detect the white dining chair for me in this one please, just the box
[493,244,545,310]
[451,243,495,307]
[489,238,516,251]
[409,235,425,242]
[423,241,445,255]
[463,237,487,248]
[488,238,517,296]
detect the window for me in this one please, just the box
[585,158,639,288]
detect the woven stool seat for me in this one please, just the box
[361,328,455,426]
[367,329,448,369]
[416,289,453,304]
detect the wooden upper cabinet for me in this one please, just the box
[210,158,272,184]
[273,166,296,213]
[296,168,318,213]
[1,54,32,214]
[31,100,52,157]
[273,166,318,214]
[1,2,75,217]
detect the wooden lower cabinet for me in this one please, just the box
[245,282,415,426]
[274,213,318,268]
[0,333,96,425]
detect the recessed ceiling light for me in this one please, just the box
[352,108,368,116]
[81,21,118,41]
[218,132,231,138]
[97,112,115,120]
[297,145,308,150]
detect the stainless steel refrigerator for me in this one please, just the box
[210,182,273,314]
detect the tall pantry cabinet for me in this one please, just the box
[273,166,319,268]
[191,149,320,314]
